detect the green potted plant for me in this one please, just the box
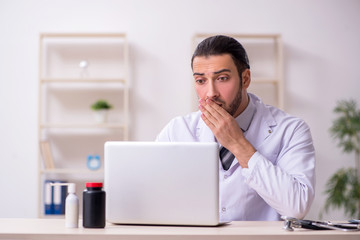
[322,99,360,219]
[91,99,113,123]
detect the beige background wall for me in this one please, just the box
[0,0,360,220]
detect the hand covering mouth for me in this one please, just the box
[211,99,225,107]
[205,97,224,107]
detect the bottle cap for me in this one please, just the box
[68,183,76,193]
[86,182,103,188]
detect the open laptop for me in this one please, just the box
[104,141,223,226]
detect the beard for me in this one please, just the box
[224,76,243,116]
[227,88,242,116]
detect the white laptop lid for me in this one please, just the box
[104,141,220,226]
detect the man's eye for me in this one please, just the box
[196,79,205,84]
[218,76,228,81]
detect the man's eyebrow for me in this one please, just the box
[193,72,204,76]
[214,69,231,74]
[193,69,231,76]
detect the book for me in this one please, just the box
[44,180,54,214]
[39,141,55,169]
[44,180,67,215]
[53,180,67,214]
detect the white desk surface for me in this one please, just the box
[0,218,359,240]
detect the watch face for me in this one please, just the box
[87,155,101,170]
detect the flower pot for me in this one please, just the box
[93,110,109,123]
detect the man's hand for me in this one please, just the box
[198,98,256,168]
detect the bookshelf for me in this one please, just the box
[37,33,129,217]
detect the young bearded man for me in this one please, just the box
[156,35,315,221]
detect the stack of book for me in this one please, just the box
[44,180,67,215]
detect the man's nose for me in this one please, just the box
[206,81,219,99]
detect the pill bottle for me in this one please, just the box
[83,182,106,228]
[65,183,79,228]
[50,182,79,228]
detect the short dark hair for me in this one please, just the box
[191,35,250,77]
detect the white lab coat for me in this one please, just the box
[156,93,315,221]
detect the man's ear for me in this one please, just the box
[242,69,251,89]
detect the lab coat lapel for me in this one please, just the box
[246,100,277,149]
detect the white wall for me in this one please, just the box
[1,0,359,220]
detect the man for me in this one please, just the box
[156,35,315,221]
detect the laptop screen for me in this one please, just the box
[104,141,220,226]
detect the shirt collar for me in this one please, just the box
[235,94,256,132]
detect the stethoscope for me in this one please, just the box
[281,216,360,232]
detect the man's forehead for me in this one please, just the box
[192,55,236,75]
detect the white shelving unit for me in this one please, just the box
[37,33,129,217]
[192,34,284,109]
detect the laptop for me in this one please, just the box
[104,141,222,226]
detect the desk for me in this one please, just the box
[0,218,359,240]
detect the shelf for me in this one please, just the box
[38,32,129,218]
[40,33,126,38]
[194,33,281,39]
[40,123,126,129]
[40,78,126,84]
[40,168,104,175]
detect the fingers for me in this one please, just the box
[199,98,230,126]
[200,111,215,130]
[199,101,215,129]
[205,98,227,115]
[199,100,216,129]
[203,98,229,116]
